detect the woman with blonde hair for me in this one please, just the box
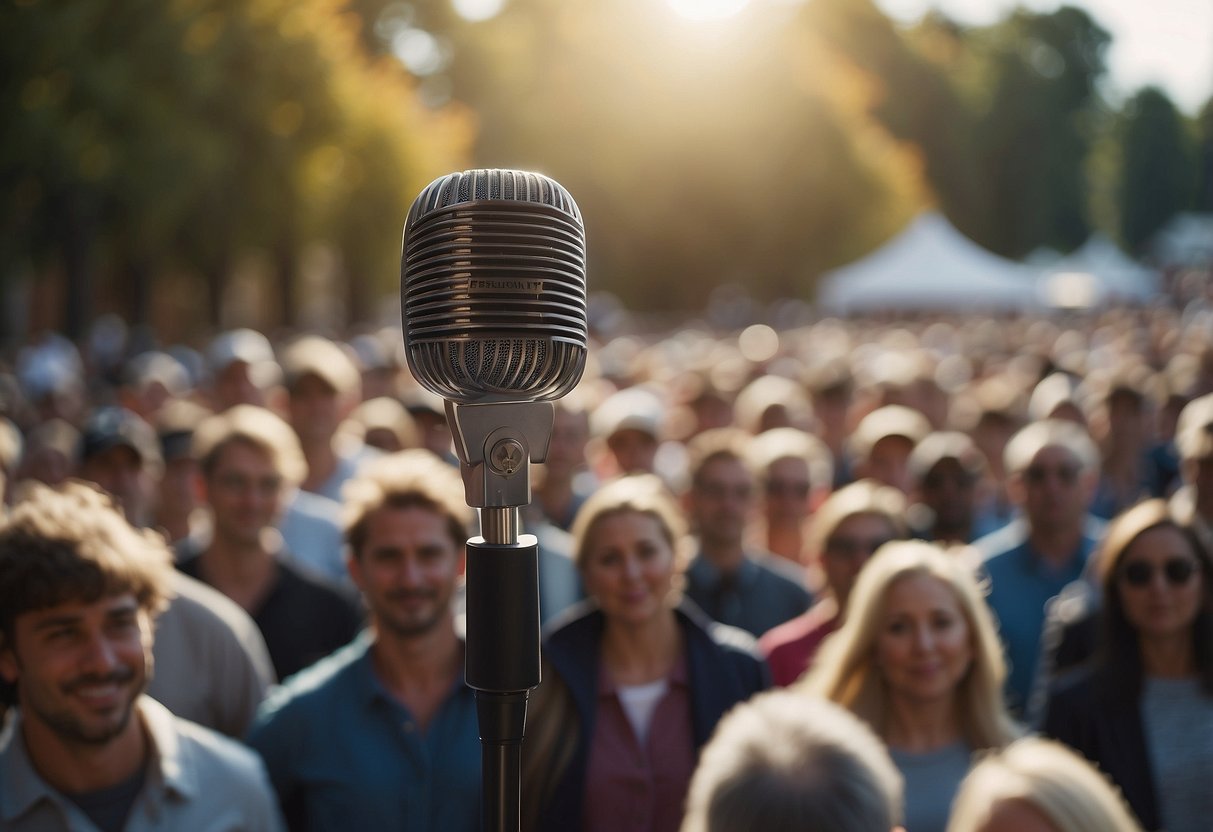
[523,474,769,832]
[801,540,1020,832]
[947,738,1142,832]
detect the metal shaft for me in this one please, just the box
[480,506,520,546]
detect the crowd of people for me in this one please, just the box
[1,293,1213,831]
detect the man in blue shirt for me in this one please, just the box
[682,429,812,638]
[973,419,1103,716]
[248,450,480,832]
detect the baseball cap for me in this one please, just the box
[78,407,162,470]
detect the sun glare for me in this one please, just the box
[665,0,751,22]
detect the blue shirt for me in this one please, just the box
[684,550,812,638]
[975,520,1099,714]
[247,631,481,832]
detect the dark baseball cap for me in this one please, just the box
[78,407,162,469]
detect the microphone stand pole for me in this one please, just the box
[448,401,553,832]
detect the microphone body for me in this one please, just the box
[402,168,587,406]
[400,169,588,832]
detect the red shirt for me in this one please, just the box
[758,600,841,687]
[582,653,695,832]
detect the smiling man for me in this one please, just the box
[248,449,480,832]
[0,481,282,831]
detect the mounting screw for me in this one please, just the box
[489,439,526,476]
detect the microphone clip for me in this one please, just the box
[445,400,555,510]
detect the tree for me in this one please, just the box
[1118,86,1196,254]
[0,0,470,340]
[960,6,1111,257]
[348,0,926,311]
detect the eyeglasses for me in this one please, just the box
[1120,558,1199,588]
[825,536,893,560]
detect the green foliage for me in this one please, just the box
[1195,96,1213,212]
[1,0,471,334]
[364,0,923,310]
[1118,86,1196,253]
[958,6,1110,257]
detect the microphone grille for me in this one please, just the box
[401,170,588,404]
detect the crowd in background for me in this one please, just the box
[1,274,1213,832]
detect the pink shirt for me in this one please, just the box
[758,600,841,687]
[582,654,696,832]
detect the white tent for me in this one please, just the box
[816,213,1040,314]
[1037,233,1160,308]
[1151,213,1213,267]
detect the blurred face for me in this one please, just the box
[1106,392,1146,445]
[289,374,343,446]
[1116,525,1205,642]
[0,594,150,748]
[79,446,153,527]
[976,799,1060,832]
[919,458,976,534]
[973,414,1016,476]
[545,408,589,480]
[349,505,461,638]
[822,513,897,608]
[763,457,812,526]
[203,440,285,547]
[691,456,754,549]
[607,428,658,475]
[580,511,676,627]
[1017,445,1093,534]
[876,573,973,706]
[414,412,453,459]
[213,361,265,410]
[862,435,915,494]
[1190,455,1213,518]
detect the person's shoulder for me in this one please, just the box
[749,552,811,595]
[1046,663,1099,709]
[679,600,762,660]
[285,489,343,526]
[165,570,261,636]
[973,519,1028,563]
[145,698,270,785]
[275,559,358,609]
[758,602,833,655]
[257,637,369,720]
[542,599,602,646]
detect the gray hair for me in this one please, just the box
[681,691,903,832]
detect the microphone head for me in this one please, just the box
[401,169,588,405]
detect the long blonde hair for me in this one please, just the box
[948,738,1142,832]
[799,540,1019,750]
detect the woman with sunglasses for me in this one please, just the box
[1043,499,1213,832]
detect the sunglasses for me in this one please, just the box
[1120,558,1199,588]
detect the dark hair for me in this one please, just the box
[0,480,175,643]
[1096,499,1213,696]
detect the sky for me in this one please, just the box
[874,0,1213,114]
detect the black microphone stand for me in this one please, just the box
[447,401,554,832]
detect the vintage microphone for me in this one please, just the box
[400,169,588,832]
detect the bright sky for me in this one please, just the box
[874,0,1213,114]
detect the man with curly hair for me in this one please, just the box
[0,482,283,831]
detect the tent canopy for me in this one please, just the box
[1038,233,1159,307]
[816,213,1040,314]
